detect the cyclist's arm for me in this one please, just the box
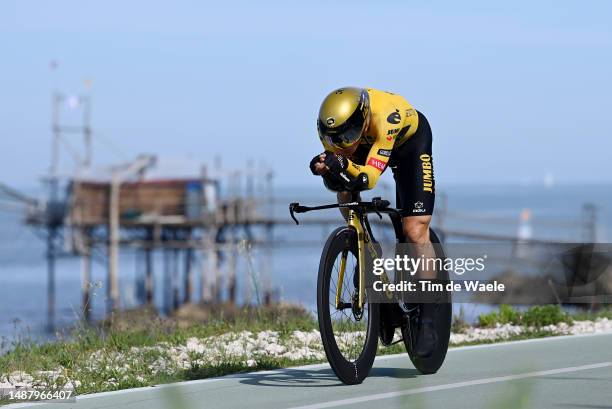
[344,138,393,190]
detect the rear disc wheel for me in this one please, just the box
[402,229,452,374]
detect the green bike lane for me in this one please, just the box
[7,333,612,409]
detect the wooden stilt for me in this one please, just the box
[228,238,237,304]
[172,244,180,311]
[145,246,153,304]
[81,243,91,321]
[184,246,193,304]
[46,228,57,332]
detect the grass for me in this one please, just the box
[0,304,319,403]
[477,305,575,328]
[451,306,470,333]
[568,307,612,321]
[0,303,609,404]
[476,304,612,329]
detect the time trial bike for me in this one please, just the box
[289,197,451,384]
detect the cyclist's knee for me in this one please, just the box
[336,191,360,203]
[402,216,431,244]
[336,191,352,203]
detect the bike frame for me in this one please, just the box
[290,198,404,309]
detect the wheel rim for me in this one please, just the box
[328,248,369,363]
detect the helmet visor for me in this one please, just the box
[318,103,368,151]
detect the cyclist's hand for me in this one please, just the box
[323,152,347,175]
[310,153,328,175]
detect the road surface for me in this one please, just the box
[7,333,612,409]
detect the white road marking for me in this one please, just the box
[288,362,612,409]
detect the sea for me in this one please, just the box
[0,184,610,345]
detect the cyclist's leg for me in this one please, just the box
[391,111,437,291]
[336,191,361,289]
[392,111,438,356]
[393,110,435,259]
[337,191,361,221]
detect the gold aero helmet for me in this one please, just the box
[317,87,370,153]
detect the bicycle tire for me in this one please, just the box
[402,228,452,374]
[317,226,380,385]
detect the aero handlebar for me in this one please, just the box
[289,197,395,225]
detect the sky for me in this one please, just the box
[1,0,611,189]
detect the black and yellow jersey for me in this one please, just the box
[343,88,419,189]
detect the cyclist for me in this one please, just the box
[310,87,437,357]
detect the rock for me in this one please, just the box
[185,338,205,353]
[8,371,34,387]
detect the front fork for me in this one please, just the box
[335,209,393,310]
[335,209,366,309]
[335,248,348,309]
[335,210,379,310]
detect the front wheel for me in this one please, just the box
[317,227,379,385]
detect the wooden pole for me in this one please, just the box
[199,165,209,303]
[263,169,274,305]
[172,243,180,311]
[46,93,61,332]
[211,228,221,303]
[184,245,193,304]
[46,228,56,332]
[228,202,238,304]
[200,238,209,303]
[82,95,92,169]
[151,224,161,305]
[228,237,237,305]
[145,246,153,304]
[163,247,171,314]
[107,156,155,313]
[81,242,91,322]
[108,173,120,313]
